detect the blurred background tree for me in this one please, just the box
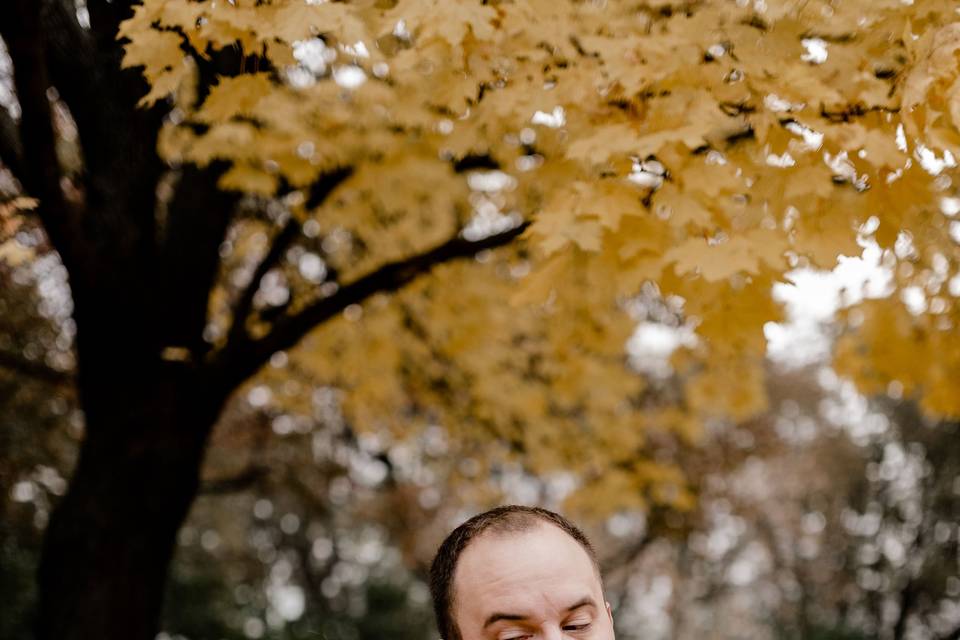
[4,0,960,639]
[4,250,960,639]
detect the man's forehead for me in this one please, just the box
[453,521,601,598]
[460,520,591,559]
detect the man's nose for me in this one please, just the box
[542,625,564,640]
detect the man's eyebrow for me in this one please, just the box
[483,612,527,629]
[482,597,597,629]
[565,597,597,613]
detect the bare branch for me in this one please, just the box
[214,221,529,389]
[199,465,268,495]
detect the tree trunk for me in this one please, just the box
[34,360,226,640]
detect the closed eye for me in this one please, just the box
[562,622,591,632]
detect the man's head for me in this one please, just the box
[429,505,615,640]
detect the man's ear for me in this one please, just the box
[606,601,613,622]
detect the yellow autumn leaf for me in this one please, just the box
[664,230,788,282]
[195,74,274,123]
[119,28,185,84]
[217,164,279,196]
[261,1,369,45]
[386,0,497,47]
[652,183,714,230]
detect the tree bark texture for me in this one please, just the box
[35,367,227,640]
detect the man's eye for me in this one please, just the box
[562,622,591,632]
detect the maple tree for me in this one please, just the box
[4,0,960,637]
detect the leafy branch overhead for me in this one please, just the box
[110,0,960,511]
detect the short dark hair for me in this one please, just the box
[428,505,599,640]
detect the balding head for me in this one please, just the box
[429,506,614,640]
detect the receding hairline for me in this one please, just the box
[429,505,601,640]
[457,517,600,568]
[449,518,604,612]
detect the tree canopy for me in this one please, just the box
[110,0,960,510]
[4,0,960,638]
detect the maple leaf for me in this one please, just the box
[386,0,498,48]
[261,1,369,45]
[664,230,788,282]
[138,62,194,108]
[793,209,863,268]
[531,211,603,256]
[218,164,279,196]
[185,122,262,166]
[119,28,185,85]
[196,74,274,123]
[783,164,835,201]
[156,0,207,33]
[652,183,715,229]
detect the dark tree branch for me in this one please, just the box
[601,533,653,576]
[0,107,23,180]
[304,167,353,210]
[893,514,929,640]
[0,348,74,385]
[0,0,83,273]
[199,465,268,495]
[226,219,300,348]
[892,579,917,640]
[214,221,529,389]
[226,168,353,348]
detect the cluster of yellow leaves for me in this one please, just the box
[0,197,38,267]
[901,21,960,155]
[122,0,960,516]
[835,298,960,418]
[278,256,703,513]
[316,148,468,277]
